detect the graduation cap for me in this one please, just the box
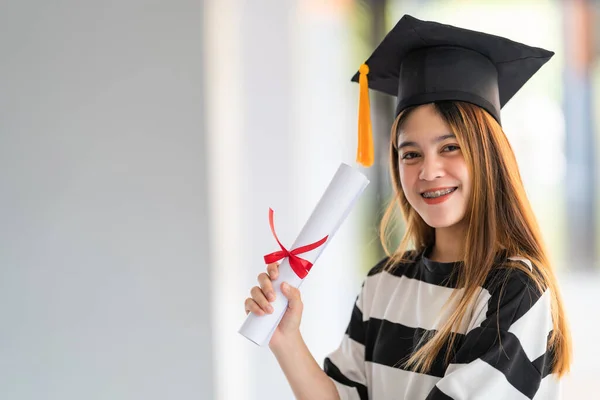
[352,14,554,167]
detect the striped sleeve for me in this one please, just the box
[324,280,370,400]
[426,265,558,400]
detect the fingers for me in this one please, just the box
[266,262,279,280]
[244,297,265,316]
[257,272,276,302]
[249,286,274,315]
[243,262,281,317]
[258,262,279,301]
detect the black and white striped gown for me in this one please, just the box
[323,249,560,399]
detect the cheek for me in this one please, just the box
[446,157,468,179]
[398,165,410,187]
[458,164,470,186]
[398,166,418,196]
[451,162,471,192]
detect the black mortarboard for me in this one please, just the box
[352,14,554,167]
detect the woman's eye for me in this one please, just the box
[401,152,420,160]
[442,144,460,152]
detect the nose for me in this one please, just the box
[419,154,444,181]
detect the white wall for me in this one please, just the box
[0,1,213,399]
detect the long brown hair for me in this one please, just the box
[379,101,572,376]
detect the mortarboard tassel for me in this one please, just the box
[357,63,374,167]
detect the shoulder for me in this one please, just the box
[484,255,545,296]
[482,255,550,329]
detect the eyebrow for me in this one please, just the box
[397,133,457,150]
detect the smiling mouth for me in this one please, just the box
[421,187,458,199]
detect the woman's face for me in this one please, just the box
[397,104,471,229]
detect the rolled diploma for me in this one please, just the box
[238,162,369,346]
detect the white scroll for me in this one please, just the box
[238,162,369,346]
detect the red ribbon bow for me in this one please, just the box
[263,208,328,279]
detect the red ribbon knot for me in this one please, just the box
[263,208,328,279]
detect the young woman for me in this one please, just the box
[243,15,572,400]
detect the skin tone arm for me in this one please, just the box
[244,262,340,400]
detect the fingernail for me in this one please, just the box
[267,292,276,301]
[266,305,274,313]
[281,282,288,291]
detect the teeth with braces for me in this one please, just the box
[422,188,456,198]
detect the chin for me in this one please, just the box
[421,214,464,229]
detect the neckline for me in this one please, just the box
[418,246,510,275]
[420,246,461,276]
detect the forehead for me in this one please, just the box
[397,104,452,140]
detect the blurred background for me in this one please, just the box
[0,0,598,399]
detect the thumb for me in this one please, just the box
[281,282,303,311]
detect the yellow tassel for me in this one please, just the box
[357,63,374,167]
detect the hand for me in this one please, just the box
[244,262,304,347]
